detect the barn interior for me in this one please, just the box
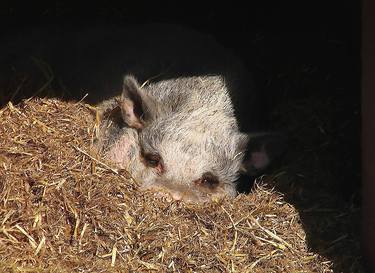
[0,1,363,272]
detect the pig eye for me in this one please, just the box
[200,172,219,189]
[143,153,162,168]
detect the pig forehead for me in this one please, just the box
[144,111,237,141]
[160,144,220,179]
[144,128,228,157]
[159,139,233,171]
[141,123,239,164]
[163,149,211,172]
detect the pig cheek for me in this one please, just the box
[106,136,136,169]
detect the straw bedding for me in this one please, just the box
[0,98,333,272]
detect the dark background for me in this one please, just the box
[0,1,363,271]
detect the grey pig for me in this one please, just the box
[95,74,279,202]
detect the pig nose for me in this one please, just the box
[156,188,187,201]
[155,187,183,200]
[170,191,182,200]
[145,184,183,201]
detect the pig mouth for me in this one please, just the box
[140,182,229,203]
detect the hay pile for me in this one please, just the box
[0,98,332,272]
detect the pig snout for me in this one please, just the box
[140,180,236,203]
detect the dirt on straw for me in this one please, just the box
[0,98,334,272]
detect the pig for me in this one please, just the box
[94,74,282,202]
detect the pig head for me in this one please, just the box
[95,74,279,203]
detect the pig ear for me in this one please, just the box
[241,133,287,176]
[119,75,147,129]
[236,133,250,154]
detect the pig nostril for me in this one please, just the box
[171,192,182,200]
[198,172,220,189]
